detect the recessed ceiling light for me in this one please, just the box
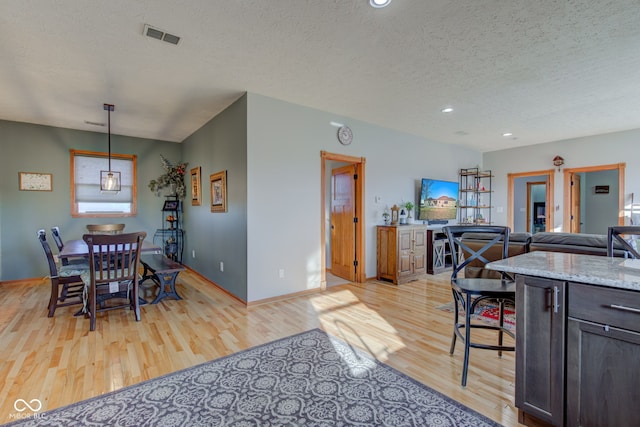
[441,107,454,113]
[370,0,392,8]
[502,132,513,137]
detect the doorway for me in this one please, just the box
[563,163,625,233]
[320,151,366,288]
[526,182,547,233]
[508,169,554,233]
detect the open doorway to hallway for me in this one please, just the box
[320,151,366,288]
[562,163,625,233]
[508,169,554,233]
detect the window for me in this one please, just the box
[70,149,137,217]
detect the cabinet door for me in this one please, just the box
[397,228,413,276]
[566,320,640,427]
[515,275,565,426]
[376,227,396,281]
[412,228,427,275]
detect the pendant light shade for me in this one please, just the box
[100,103,121,192]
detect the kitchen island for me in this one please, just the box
[487,251,640,427]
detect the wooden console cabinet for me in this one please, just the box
[376,225,427,285]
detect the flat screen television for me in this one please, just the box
[418,178,459,222]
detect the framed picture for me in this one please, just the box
[190,166,201,206]
[162,200,179,211]
[19,172,52,191]
[210,170,227,213]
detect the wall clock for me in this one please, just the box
[337,126,353,145]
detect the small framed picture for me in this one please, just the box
[210,170,227,213]
[190,166,201,206]
[163,200,179,211]
[19,172,52,191]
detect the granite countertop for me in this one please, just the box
[486,251,640,292]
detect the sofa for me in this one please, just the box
[459,230,631,278]
[529,232,627,257]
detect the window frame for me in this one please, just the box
[70,149,138,218]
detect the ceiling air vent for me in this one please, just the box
[143,24,181,46]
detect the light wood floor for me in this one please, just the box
[0,271,522,426]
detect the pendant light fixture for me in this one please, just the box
[100,103,121,192]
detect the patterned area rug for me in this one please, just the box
[437,299,515,331]
[5,329,501,426]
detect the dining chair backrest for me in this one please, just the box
[607,226,640,258]
[86,223,126,234]
[37,229,59,278]
[444,225,511,279]
[83,232,145,281]
[82,231,146,331]
[37,229,84,317]
[51,226,64,252]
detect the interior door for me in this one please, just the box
[570,173,582,233]
[331,165,356,281]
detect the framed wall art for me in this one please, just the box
[19,172,52,191]
[190,166,201,206]
[210,170,227,213]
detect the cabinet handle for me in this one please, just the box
[553,286,560,313]
[610,304,640,314]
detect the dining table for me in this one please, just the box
[58,239,163,259]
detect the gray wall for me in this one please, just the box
[0,119,180,281]
[484,128,640,232]
[583,169,619,234]
[181,95,248,301]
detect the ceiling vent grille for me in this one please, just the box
[143,24,181,46]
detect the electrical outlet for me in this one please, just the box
[220,261,224,272]
[192,249,196,258]
[279,268,285,279]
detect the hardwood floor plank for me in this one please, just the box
[0,272,522,426]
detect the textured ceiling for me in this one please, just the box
[1,0,639,152]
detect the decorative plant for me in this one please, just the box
[403,201,415,215]
[148,155,189,199]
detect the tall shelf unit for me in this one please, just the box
[458,168,493,225]
[153,195,184,263]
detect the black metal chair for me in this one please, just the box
[83,231,146,331]
[37,229,86,317]
[443,225,516,387]
[607,226,640,258]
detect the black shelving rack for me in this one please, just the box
[153,195,184,263]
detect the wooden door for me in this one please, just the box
[331,165,356,281]
[570,173,581,233]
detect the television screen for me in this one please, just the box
[418,179,459,221]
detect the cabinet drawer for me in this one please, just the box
[569,283,640,333]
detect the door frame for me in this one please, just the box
[320,151,366,287]
[508,169,555,232]
[562,163,625,232]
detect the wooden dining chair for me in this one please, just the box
[37,229,86,317]
[83,231,146,331]
[443,225,516,387]
[86,224,126,234]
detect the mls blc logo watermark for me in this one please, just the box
[10,399,45,420]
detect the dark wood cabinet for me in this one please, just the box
[377,225,427,284]
[517,276,640,427]
[515,275,566,426]
[566,283,640,427]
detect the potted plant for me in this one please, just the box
[404,201,415,223]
